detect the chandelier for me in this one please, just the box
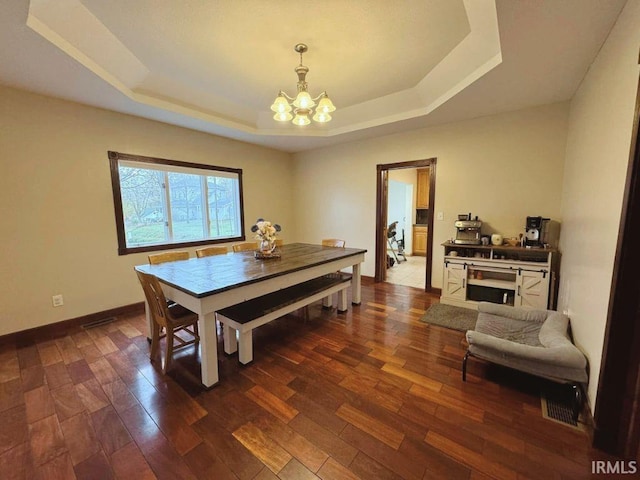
[270,43,336,126]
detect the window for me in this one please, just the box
[108,151,245,255]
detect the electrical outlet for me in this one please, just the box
[437,211,444,221]
[52,294,64,307]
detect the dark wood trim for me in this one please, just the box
[374,166,389,282]
[375,158,437,291]
[593,75,640,458]
[108,151,242,175]
[108,151,246,256]
[117,238,245,256]
[426,161,437,289]
[0,302,145,346]
[108,152,128,252]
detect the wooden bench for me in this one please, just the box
[216,272,352,364]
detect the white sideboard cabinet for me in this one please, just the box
[440,242,558,310]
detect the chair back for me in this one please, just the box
[322,238,346,248]
[196,246,228,258]
[136,270,170,329]
[148,251,189,265]
[232,242,257,252]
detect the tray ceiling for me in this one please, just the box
[0,0,627,152]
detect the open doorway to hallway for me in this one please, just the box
[385,255,427,289]
[375,159,437,291]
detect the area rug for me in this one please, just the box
[419,303,477,332]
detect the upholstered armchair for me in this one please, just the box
[463,302,588,419]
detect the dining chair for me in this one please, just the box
[195,246,228,258]
[148,251,190,312]
[136,270,200,374]
[322,238,346,248]
[148,250,189,264]
[232,242,257,252]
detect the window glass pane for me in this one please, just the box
[110,151,245,254]
[208,176,241,238]
[168,172,205,242]
[119,166,167,247]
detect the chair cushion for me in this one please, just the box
[475,312,542,347]
[478,302,549,323]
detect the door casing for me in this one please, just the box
[375,159,437,290]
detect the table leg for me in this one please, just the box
[338,289,348,312]
[352,263,362,305]
[238,330,253,364]
[322,294,333,309]
[222,323,238,354]
[198,312,219,387]
[144,299,152,341]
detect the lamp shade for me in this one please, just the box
[270,94,292,113]
[316,95,336,113]
[293,91,315,109]
[292,113,311,126]
[273,112,293,122]
[312,111,332,123]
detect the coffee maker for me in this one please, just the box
[524,216,550,248]
[454,215,482,245]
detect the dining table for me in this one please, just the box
[134,242,367,387]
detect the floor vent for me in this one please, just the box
[541,394,585,431]
[82,316,116,329]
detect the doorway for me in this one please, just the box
[375,159,437,290]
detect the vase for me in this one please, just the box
[259,239,276,253]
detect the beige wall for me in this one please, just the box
[389,167,418,215]
[291,103,569,283]
[389,168,418,186]
[0,86,293,336]
[558,0,640,411]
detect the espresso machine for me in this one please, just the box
[524,216,550,247]
[453,214,482,245]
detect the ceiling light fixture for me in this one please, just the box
[270,43,336,126]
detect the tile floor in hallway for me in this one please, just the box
[385,254,426,289]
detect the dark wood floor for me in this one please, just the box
[0,279,619,479]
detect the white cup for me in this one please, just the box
[491,234,503,246]
[449,251,458,257]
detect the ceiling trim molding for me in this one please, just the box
[27,0,502,139]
